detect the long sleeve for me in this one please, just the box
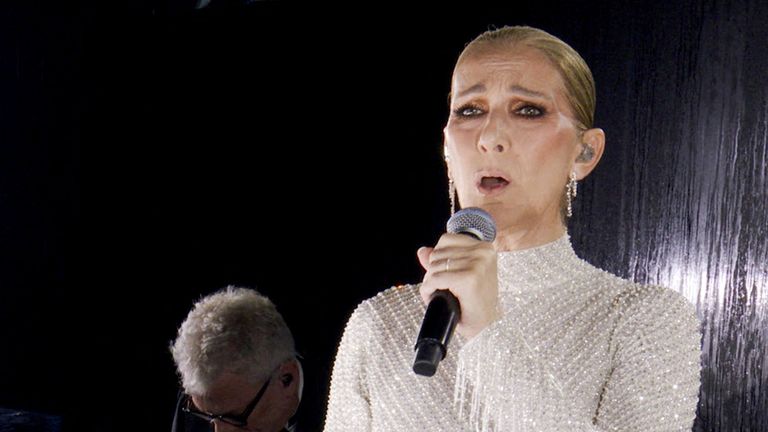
[594,286,701,431]
[455,283,701,432]
[324,285,471,432]
[322,237,702,431]
[324,302,373,432]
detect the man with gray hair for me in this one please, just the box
[171,286,302,432]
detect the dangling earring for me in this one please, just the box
[444,145,456,215]
[566,171,578,218]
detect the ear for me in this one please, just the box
[573,128,605,180]
[277,359,299,390]
[281,374,293,386]
[275,359,301,418]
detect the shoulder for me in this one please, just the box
[615,282,697,320]
[582,263,698,326]
[576,264,701,341]
[611,281,701,344]
[342,284,425,340]
[351,284,423,320]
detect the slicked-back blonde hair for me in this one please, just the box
[457,25,595,131]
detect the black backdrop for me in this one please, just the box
[1,1,766,431]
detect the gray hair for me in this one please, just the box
[170,286,296,396]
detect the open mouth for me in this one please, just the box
[477,175,510,194]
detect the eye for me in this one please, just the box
[453,104,484,118]
[516,105,544,118]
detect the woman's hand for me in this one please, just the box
[417,233,500,339]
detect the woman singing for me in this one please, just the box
[325,25,701,432]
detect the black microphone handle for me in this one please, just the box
[412,208,496,377]
[412,289,461,377]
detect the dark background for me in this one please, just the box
[1,1,765,431]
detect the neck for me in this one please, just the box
[495,233,584,293]
[492,220,567,252]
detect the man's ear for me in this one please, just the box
[281,374,293,386]
[574,128,605,179]
[278,359,299,388]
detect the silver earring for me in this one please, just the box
[444,145,456,215]
[448,177,456,216]
[566,171,578,218]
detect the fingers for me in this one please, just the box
[417,246,433,271]
[418,256,474,304]
[428,243,495,270]
[418,235,482,274]
[433,232,482,249]
[427,233,486,266]
[418,233,494,304]
[419,279,438,305]
[418,233,500,340]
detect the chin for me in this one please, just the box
[461,200,505,215]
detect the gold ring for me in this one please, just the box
[445,258,451,272]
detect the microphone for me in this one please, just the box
[412,207,497,377]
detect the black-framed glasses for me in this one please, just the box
[182,375,272,428]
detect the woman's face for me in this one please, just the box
[444,45,584,241]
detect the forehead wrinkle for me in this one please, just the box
[453,58,564,105]
[455,83,485,99]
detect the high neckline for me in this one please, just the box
[496,234,586,292]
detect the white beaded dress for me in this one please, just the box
[324,235,701,432]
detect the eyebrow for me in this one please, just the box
[454,83,550,100]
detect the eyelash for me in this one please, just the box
[453,105,483,117]
[452,104,545,119]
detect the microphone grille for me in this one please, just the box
[446,207,497,242]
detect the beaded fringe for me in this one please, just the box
[454,320,567,432]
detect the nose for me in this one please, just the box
[477,110,510,154]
